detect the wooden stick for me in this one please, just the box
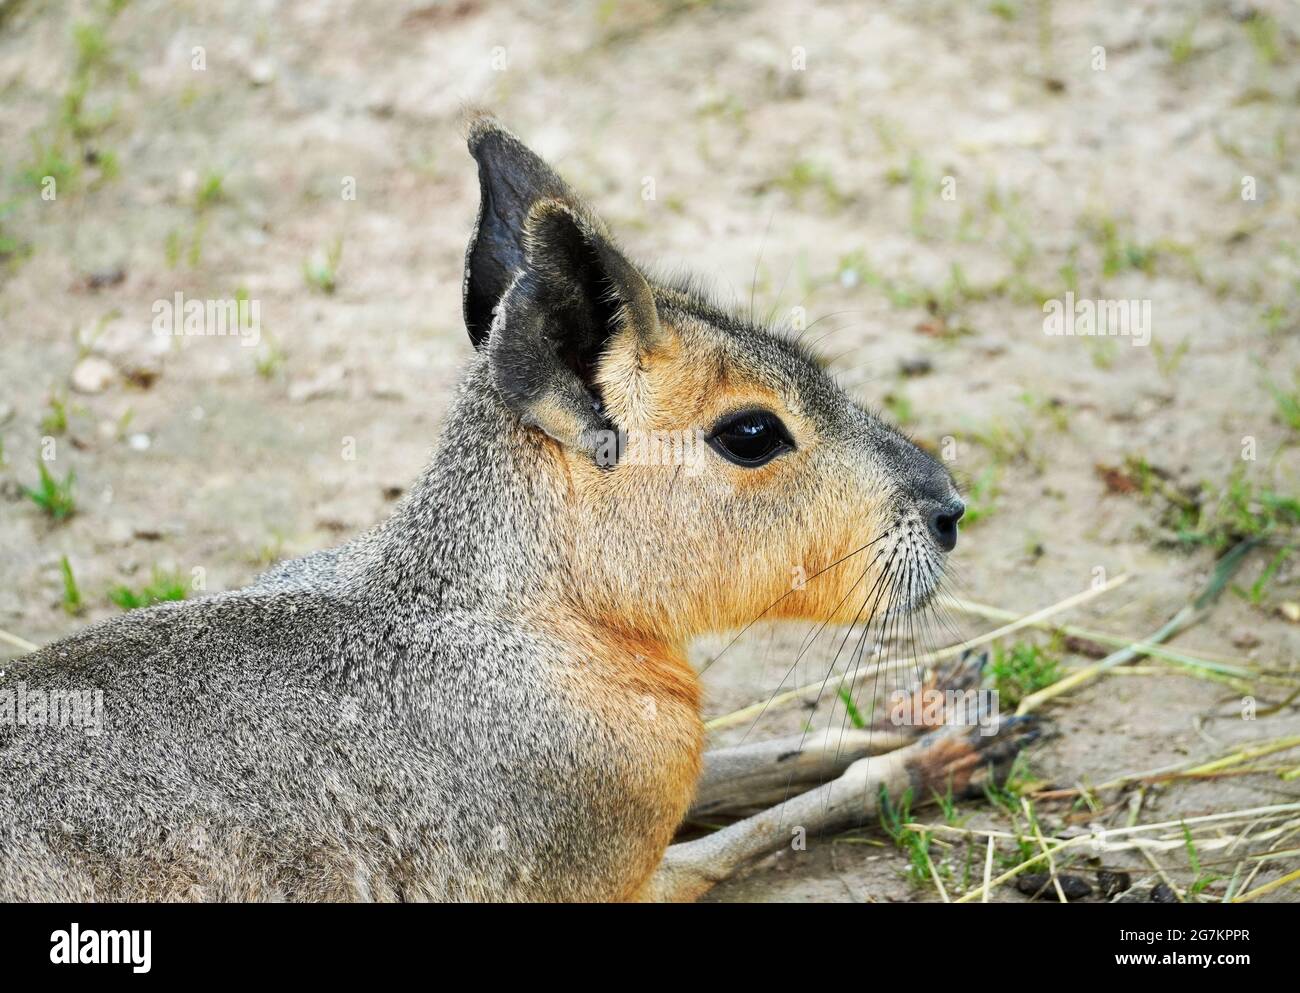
[938,595,1269,677]
[1233,866,1300,903]
[925,836,950,904]
[1032,765,1291,799]
[1028,735,1300,799]
[913,817,1300,858]
[982,835,994,904]
[1024,797,1068,903]
[1016,541,1256,716]
[1188,736,1300,775]
[0,628,39,654]
[953,802,1300,902]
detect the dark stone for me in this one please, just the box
[1097,870,1132,899]
[1017,872,1092,900]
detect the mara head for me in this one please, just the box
[460,115,964,647]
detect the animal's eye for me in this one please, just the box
[707,410,794,468]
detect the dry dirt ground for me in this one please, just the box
[1,0,1298,902]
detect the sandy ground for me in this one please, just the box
[1,0,1298,902]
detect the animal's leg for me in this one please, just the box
[691,650,990,819]
[642,713,1044,902]
[689,726,911,820]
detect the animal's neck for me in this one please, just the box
[369,358,566,611]
[367,355,701,714]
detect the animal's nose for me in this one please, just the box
[926,498,965,552]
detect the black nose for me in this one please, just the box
[927,499,964,552]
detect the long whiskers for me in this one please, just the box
[700,528,895,676]
[771,547,902,823]
[793,544,902,739]
[828,546,903,772]
[735,545,889,743]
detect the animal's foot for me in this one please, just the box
[874,648,992,738]
[905,714,1049,800]
[927,648,990,695]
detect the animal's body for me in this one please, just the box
[0,116,1038,901]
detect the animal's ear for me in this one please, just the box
[488,199,662,456]
[462,117,662,457]
[462,116,573,348]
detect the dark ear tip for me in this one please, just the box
[459,106,513,156]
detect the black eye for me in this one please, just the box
[707,409,794,467]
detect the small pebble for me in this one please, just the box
[288,364,347,402]
[1016,872,1092,901]
[1231,629,1260,650]
[1097,870,1132,899]
[81,267,126,291]
[248,58,276,86]
[70,356,117,394]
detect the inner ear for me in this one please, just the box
[487,200,661,456]
[525,205,631,399]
